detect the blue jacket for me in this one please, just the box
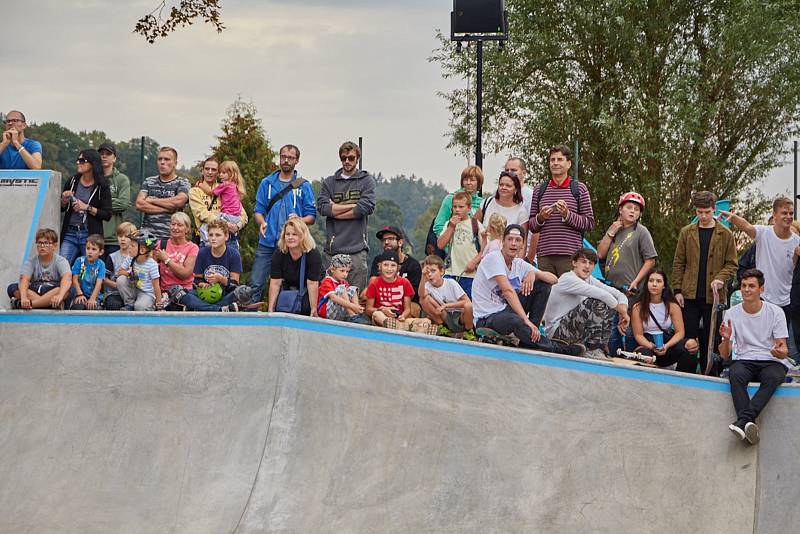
[254,170,316,247]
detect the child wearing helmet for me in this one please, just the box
[116,230,162,311]
[317,254,369,323]
[597,191,658,355]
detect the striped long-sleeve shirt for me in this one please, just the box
[529,178,595,257]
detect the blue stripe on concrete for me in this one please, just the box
[0,170,55,265]
[1,311,798,397]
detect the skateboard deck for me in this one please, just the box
[476,327,520,347]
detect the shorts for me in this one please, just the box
[444,309,465,333]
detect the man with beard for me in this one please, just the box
[249,144,316,305]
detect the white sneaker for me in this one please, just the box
[585,348,610,361]
[729,423,746,441]
[744,422,760,445]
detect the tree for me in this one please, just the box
[431,0,800,268]
[208,97,278,272]
[135,0,224,43]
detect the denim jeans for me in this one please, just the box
[60,227,89,267]
[179,289,237,312]
[248,244,275,304]
[608,312,636,356]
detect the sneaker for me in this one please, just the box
[10,297,21,309]
[121,304,135,312]
[437,325,452,337]
[729,422,746,441]
[559,343,587,357]
[167,285,187,304]
[585,348,610,360]
[744,422,760,445]
[233,284,254,305]
[220,302,239,313]
[462,329,477,342]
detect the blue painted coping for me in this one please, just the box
[0,170,54,266]
[2,311,797,398]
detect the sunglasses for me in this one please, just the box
[340,155,357,162]
[76,158,90,164]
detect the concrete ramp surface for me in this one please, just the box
[0,313,798,533]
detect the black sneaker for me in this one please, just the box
[167,285,187,304]
[221,302,239,312]
[10,297,21,309]
[744,422,760,445]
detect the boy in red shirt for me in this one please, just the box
[317,253,369,324]
[365,250,436,334]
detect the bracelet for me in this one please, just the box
[17,145,26,152]
[606,233,616,239]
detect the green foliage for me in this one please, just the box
[431,0,800,270]
[208,97,278,271]
[135,0,224,43]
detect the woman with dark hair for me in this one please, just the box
[630,269,698,373]
[476,170,529,255]
[59,149,112,266]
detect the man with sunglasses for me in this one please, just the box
[0,110,42,170]
[317,141,376,291]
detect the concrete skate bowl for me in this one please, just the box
[0,312,798,533]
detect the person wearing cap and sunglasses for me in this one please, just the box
[596,191,658,356]
[317,141,376,291]
[0,110,42,170]
[97,142,131,259]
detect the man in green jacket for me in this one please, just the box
[98,142,131,258]
[672,190,738,372]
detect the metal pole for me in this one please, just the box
[358,136,363,171]
[139,136,146,226]
[794,140,798,218]
[475,40,483,170]
[574,139,580,180]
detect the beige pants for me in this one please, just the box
[372,310,435,334]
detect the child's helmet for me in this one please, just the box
[134,230,158,252]
[618,191,645,209]
[196,282,224,304]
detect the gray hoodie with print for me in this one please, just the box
[316,168,377,255]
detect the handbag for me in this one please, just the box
[275,253,306,314]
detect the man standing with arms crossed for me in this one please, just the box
[317,141,376,291]
[97,142,130,258]
[135,147,190,240]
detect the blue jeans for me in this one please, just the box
[60,226,89,267]
[179,289,237,312]
[248,244,275,303]
[608,312,636,356]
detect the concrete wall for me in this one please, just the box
[0,312,797,533]
[0,170,61,307]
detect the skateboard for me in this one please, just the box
[476,327,520,347]
[615,348,657,366]
[705,286,725,375]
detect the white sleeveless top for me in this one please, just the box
[642,301,672,335]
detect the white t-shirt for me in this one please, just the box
[482,197,528,228]
[472,250,534,319]
[754,225,800,306]
[726,301,790,368]
[425,278,467,310]
[543,270,627,337]
[642,301,672,335]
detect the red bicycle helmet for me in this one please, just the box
[618,191,645,209]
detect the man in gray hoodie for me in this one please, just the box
[317,141,376,291]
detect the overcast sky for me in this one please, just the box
[3,0,796,197]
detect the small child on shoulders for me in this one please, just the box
[365,250,436,334]
[103,222,138,310]
[7,228,72,310]
[117,231,162,311]
[317,254,369,324]
[481,212,506,258]
[436,190,486,298]
[418,254,474,337]
[69,234,106,310]
[196,160,245,246]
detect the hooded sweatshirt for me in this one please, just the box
[316,168,376,255]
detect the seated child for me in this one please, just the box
[117,231,162,311]
[481,212,506,258]
[69,234,106,310]
[7,228,72,309]
[317,254,369,324]
[436,191,486,298]
[365,250,436,334]
[419,254,474,336]
[103,222,138,310]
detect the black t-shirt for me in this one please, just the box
[696,226,714,302]
[270,248,325,290]
[369,253,423,302]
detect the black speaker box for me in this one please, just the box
[452,0,505,35]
